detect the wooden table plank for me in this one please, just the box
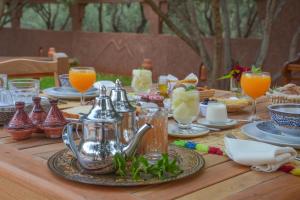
[0,134,61,150]
[0,145,140,200]
[224,174,300,200]
[0,176,53,200]
[132,161,249,200]
[177,171,284,200]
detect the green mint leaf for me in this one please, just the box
[251,65,262,74]
[185,85,197,91]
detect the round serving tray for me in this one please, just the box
[47,145,205,186]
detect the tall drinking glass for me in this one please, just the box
[171,87,199,129]
[137,107,168,161]
[69,67,96,105]
[240,72,271,121]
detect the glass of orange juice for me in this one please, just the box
[69,67,96,105]
[240,71,271,121]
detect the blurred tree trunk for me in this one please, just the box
[289,26,300,60]
[220,0,232,70]
[144,0,200,57]
[112,5,120,32]
[233,0,241,37]
[211,0,223,86]
[243,3,258,38]
[0,0,28,29]
[98,3,103,32]
[136,3,147,33]
[255,0,286,67]
[144,0,230,87]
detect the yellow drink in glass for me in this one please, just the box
[240,72,271,121]
[69,67,96,105]
[158,84,168,97]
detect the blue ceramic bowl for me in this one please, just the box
[268,104,300,136]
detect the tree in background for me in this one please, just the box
[145,0,286,87]
[0,0,28,29]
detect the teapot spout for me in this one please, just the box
[123,123,152,157]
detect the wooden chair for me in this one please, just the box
[282,53,300,84]
[0,58,59,86]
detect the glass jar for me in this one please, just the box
[131,69,152,93]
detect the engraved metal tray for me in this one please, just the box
[47,145,205,186]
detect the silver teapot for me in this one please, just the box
[62,86,152,174]
[110,79,136,146]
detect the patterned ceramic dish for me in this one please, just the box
[268,104,300,136]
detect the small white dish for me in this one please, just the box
[197,118,238,129]
[93,81,115,90]
[168,123,209,138]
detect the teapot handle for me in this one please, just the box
[62,122,80,159]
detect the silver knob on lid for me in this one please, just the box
[100,85,106,96]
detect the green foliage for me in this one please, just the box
[113,153,182,181]
[40,76,55,90]
[96,73,132,86]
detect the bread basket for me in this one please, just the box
[267,92,300,104]
[199,89,215,101]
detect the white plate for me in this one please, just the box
[168,123,209,138]
[43,87,99,100]
[93,81,115,90]
[241,122,300,149]
[197,118,238,129]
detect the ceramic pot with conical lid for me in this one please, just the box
[7,101,34,140]
[43,99,67,138]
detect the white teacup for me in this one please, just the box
[206,102,228,124]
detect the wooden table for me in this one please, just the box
[0,91,299,200]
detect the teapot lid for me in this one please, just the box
[110,79,135,112]
[85,85,122,123]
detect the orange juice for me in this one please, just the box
[240,72,271,99]
[69,69,96,93]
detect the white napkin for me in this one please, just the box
[224,137,297,172]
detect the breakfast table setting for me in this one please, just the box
[0,66,299,200]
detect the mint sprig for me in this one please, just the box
[185,85,197,91]
[251,65,262,74]
[113,153,182,180]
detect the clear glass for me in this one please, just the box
[137,107,168,161]
[59,74,71,88]
[0,74,12,106]
[0,74,7,90]
[158,75,168,97]
[69,67,96,105]
[131,69,152,94]
[240,72,271,121]
[8,79,40,104]
[171,88,199,129]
